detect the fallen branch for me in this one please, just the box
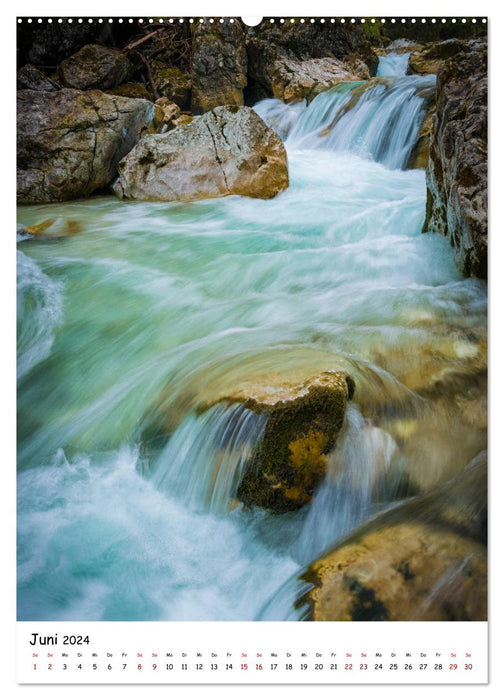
[124,28,166,52]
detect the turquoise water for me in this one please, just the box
[17,71,487,621]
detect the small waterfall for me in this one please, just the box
[253,98,306,139]
[151,403,267,514]
[257,572,313,621]
[376,52,410,77]
[293,404,397,563]
[287,75,435,169]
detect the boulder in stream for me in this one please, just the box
[228,371,355,513]
[17,88,155,204]
[114,105,289,202]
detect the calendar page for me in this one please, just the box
[15,4,489,688]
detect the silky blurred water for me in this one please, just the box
[17,68,487,621]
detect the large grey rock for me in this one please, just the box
[191,20,247,114]
[422,40,487,278]
[58,44,134,91]
[17,88,155,204]
[114,105,288,202]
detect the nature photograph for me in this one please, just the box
[16,16,487,622]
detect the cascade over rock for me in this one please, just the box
[114,105,289,202]
[422,40,487,278]
[255,74,436,171]
[300,455,487,621]
[17,88,155,204]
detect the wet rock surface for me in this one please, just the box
[17,88,154,204]
[114,105,288,202]
[407,39,469,76]
[422,40,487,278]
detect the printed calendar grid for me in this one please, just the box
[18,622,488,684]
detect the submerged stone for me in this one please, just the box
[19,217,82,239]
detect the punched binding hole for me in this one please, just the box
[241,16,263,27]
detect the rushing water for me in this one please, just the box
[255,72,435,169]
[17,58,487,621]
[376,51,410,77]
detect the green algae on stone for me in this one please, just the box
[234,371,354,513]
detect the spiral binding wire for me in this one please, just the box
[16,17,488,25]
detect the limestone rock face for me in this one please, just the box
[422,40,487,278]
[191,21,247,114]
[408,39,468,76]
[270,56,369,103]
[58,44,134,91]
[17,88,154,204]
[114,105,288,202]
[301,454,487,621]
[234,371,355,513]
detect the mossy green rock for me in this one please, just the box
[234,371,355,513]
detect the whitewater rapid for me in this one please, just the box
[17,59,487,621]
